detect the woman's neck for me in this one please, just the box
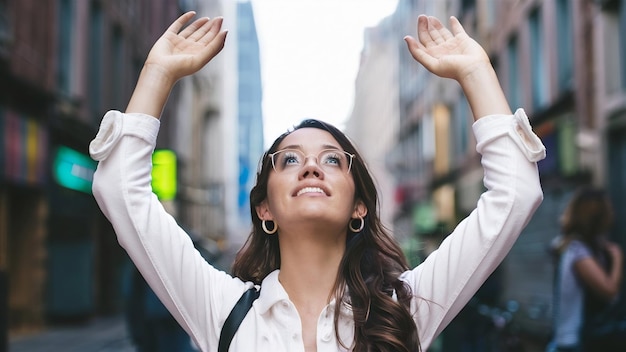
[278,231,345,306]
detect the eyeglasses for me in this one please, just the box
[268,148,355,174]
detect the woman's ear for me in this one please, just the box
[352,200,367,219]
[255,200,272,221]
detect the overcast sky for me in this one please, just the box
[250,0,399,147]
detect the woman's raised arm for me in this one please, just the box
[404,15,511,119]
[126,11,227,118]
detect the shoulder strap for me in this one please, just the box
[218,287,260,352]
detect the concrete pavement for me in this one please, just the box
[9,315,136,352]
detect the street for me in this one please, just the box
[9,315,135,352]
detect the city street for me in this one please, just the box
[8,316,135,352]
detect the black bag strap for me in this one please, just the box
[218,287,260,352]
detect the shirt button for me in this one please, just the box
[322,332,332,342]
[292,333,298,340]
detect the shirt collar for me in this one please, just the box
[254,269,355,320]
[255,270,289,314]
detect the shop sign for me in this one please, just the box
[0,109,48,185]
[53,146,96,194]
[152,149,177,201]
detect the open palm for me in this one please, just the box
[404,15,490,81]
[145,12,227,83]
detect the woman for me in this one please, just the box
[549,187,624,352]
[89,12,545,351]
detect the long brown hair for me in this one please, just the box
[232,119,421,351]
[560,187,614,252]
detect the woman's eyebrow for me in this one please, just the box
[279,144,341,151]
[322,144,342,150]
[279,144,303,150]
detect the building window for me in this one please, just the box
[88,2,103,122]
[603,0,626,95]
[529,8,548,109]
[618,1,626,92]
[57,0,74,95]
[0,0,10,57]
[507,35,522,109]
[451,97,469,165]
[556,0,573,92]
[112,26,124,110]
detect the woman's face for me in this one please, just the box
[257,127,364,232]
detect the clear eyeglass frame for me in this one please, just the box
[268,148,356,174]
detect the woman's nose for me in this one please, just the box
[299,157,324,179]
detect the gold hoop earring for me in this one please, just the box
[349,216,364,233]
[262,220,278,235]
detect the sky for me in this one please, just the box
[250,0,399,147]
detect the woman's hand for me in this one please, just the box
[404,15,511,119]
[144,11,227,85]
[606,241,624,266]
[126,11,227,118]
[404,15,490,82]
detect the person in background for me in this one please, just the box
[89,11,545,352]
[549,187,624,352]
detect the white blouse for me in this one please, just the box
[89,108,545,352]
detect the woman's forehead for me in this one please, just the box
[277,127,341,150]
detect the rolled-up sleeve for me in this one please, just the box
[89,111,250,351]
[405,109,545,349]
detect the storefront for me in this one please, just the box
[0,107,49,335]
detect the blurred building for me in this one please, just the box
[171,0,263,269]
[0,0,181,338]
[481,0,625,345]
[0,0,264,347]
[350,0,626,349]
[344,16,400,248]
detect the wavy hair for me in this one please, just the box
[231,119,420,351]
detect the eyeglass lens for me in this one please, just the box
[271,149,353,173]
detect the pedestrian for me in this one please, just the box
[89,11,545,352]
[548,187,625,352]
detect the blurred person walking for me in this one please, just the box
[548,187,626,352]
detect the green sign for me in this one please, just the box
[152,149,177,200]
[53,146,97,194]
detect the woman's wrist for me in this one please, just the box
[125,64,176,118]
[460,62,512,119]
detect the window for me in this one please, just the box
[451,97,469,164]
[507,36,522,109]
[618,1,626,91]
[556,0,573,92]
[0,0,10,57]
[88,2,103,121]
[529,9,548,109]
[112,26,124,110]
[57,0,74,95]
[603,0,626,94]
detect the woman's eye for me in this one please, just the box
[282,153,301,166]
[322,153,341,166]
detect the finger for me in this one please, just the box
[198,17,224,45]
[404,36,437,69]
[179,17,210,39]
[186,17,214,41]
[167,11,196,35]
[416,15,436,47]
[449,16,467,36]
[197,30,228,63]
[430,16,454,41]
[426,16,446,45]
